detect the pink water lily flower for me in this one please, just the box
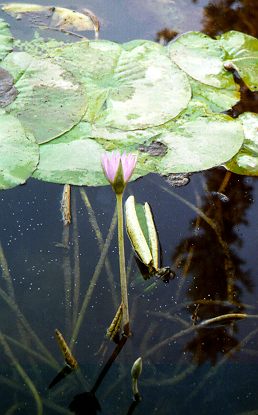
[101,151,137,194]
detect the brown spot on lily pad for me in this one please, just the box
[0,68,18,107]
[138,141,167,156]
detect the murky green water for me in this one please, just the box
[1,1,258,414]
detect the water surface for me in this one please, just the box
[1,1,258,414]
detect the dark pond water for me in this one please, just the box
[1,1,258,414]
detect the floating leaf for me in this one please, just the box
[168,31,234,88]
[53,39,191,130]
[225,112,258,175]
[0,110,39,189]
[0,67,17,107]
[32,123,106,186]
[51,7,99,32]
[1,3,99,32]
[1,3,45,14]
[0,18,13,61]
[32,120,163,185]
[0,23,254,190]
[1,51,87,143]
[33,102,245,185]
[218,31,258,91]
[154,110,245,173]
[189,78,240,112]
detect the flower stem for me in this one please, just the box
[116,192,130,336]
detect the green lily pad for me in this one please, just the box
[1,51,87,143]
[0,110,39,189]
[155,112,245,173]
[33,101,245,186]
[189,78,240,112]
[0,24,254,189]
[0,19,13,61]
[225,112,258,175]
[168,31,233,88]
[52,39,191,130]
[218,31,258,91]
[32,120,158,185]
[89,123,160,151]
[32,123,105,186]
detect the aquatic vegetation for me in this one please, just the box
[102,151,138,336]
[0,11,258,189]
[0,111,39,189]
[125,195,174,281]
[1,3,99,35]
[101,151,137,194]
[131,357,142,401]
[1,3,258,415]
[0,167,258,414]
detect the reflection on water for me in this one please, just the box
[2,169,258,414]
[156,28,178,45]
[224,67,258,117]
[201,0,258,38]
[1,1,258,414]
[173,169,253,365]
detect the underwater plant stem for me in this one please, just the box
[80,189,119,310]
[132,378,141,401]
[186,326,258,404]
[127,400,141,415]
[0,287,57,367]
[218,171,232,193]
[0,333,43,415]
[91,334,128,394]
[116,192,130,336]
[4,334,58,369]
[62,225,72,337]
[144,313,256,358]
[159,183,237,303]
[70,210,117,349]
[72,192,81,329]
[0,242,15,299]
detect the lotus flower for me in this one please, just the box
[101,151,137,194]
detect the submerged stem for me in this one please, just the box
[0,333,43,415]
[116,193,130,336]
[69,209,117,349]
[144,313,253,358]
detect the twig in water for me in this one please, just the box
[34,23,87,39]
[61,184,71,226]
